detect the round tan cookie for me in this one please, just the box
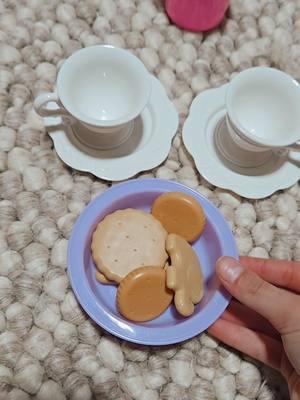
[95,270,115,285]
[152,191,206,242]
[91,209,168,283]
[117,266,173,322]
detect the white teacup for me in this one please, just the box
[216,67,300,167]
[34,45,151,149]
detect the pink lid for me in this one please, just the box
[165,0,230,32]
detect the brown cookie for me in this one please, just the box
[166,234,204,317]
[91,209,168,283]
[151,191,206,242]
[117,266,173,322]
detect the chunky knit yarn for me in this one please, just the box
[0,0,299,398]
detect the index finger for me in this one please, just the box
[240,256,300,293]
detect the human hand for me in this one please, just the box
[208,256,300,400]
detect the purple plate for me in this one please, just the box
[68,178,238,345]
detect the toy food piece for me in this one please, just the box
[166,233,204,317]
[151,192,206,242]
[117,266,173,322]
[91,209,168,283]
[95,270,115,285]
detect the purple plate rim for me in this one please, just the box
[67,178,238,345]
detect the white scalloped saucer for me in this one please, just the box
[43,75,178,181]
[182,84,300,199]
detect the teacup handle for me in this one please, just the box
[34,92,75,125]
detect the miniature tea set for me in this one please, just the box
[34,45,300,344]
[35,45,300,199]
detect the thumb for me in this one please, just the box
[216,256,300,335]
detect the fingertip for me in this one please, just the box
[215,256,228,277]
[216,256,244,284]
[216,256,234,270]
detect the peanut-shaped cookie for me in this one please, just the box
[166,234,204,317]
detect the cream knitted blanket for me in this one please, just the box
[0,0,299,399]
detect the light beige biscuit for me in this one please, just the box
[95,270,115,285]
[91,209,168,283]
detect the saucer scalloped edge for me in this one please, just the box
[182,84,300,199]
[43,75,178,181]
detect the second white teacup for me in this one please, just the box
[216,67,300,167]
[34,45,151,149]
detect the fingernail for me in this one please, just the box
[216,257,244,283]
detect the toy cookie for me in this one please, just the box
[166,233,204,317]
[95,270,115,285]
[91,209,168,283]
[117,266,173,322]
[151,192,206,242]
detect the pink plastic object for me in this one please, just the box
[165,0,230,32]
